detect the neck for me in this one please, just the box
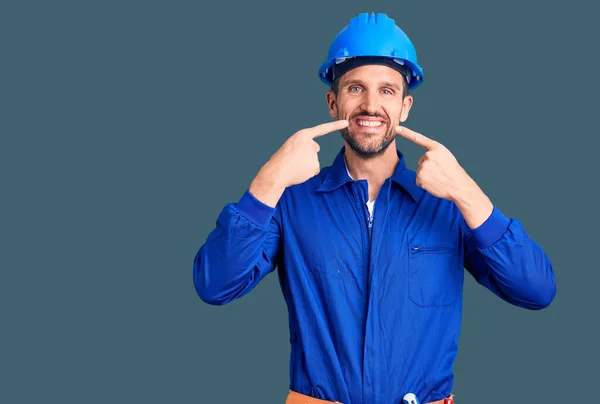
[344,141,399,202]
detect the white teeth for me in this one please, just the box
[357,120,383,127]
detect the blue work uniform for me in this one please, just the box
[194,146,556,404]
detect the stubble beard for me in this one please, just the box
[340,125,397,160]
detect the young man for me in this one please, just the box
[193,12,556,404]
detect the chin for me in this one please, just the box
[349,143,388,159]
[341,128,395,159]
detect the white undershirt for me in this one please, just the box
[345,158,375,218]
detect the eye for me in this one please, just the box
[381,88,393,95]
[349,86,362,92]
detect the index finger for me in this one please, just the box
[396,126,437,150]
[307,119,349,138]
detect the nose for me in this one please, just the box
[361,89,379,116]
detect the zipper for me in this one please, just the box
[410,245,455,254]
[367,206,373,238]
[352,182,372,403]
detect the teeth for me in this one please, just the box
[357,120,383,127]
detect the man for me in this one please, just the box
[193,12,556,404]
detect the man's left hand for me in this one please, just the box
[395,125,470,201]
[396,125,494,229]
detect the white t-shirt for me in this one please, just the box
[345,159,375,218]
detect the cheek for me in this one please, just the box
[336,96,358,115]
[382,104,403,122]
[396,104,406,121]
[399,107,408,122]
[337,105,352,119]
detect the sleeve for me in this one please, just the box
[193,189,283,306]
[461,205,556,310]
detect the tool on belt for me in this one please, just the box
[286,389,454,403]
[403,392,455,404]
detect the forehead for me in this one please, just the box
[339,64,405,86]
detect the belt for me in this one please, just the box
[286,389,455,404]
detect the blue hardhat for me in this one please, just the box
[318,13,424,90]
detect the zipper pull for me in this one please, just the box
[410,246,422,254]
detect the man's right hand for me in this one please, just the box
[249,120,349,208]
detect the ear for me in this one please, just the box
[326,90,338,119]
[399,95,414,123]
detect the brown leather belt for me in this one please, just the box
[286,389,454,404]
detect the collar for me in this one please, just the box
[316,146,425,202]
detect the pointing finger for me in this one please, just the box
[308,120,349,138]
[396,126,437,150]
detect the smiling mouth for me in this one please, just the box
[351,117,387,130]
[356,120,383,127]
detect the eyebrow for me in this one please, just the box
[379,81,403,91]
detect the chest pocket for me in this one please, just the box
[408,243,463,307]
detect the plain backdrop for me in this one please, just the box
[1,0,598,403]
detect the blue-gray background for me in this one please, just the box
[1,1,597,403]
